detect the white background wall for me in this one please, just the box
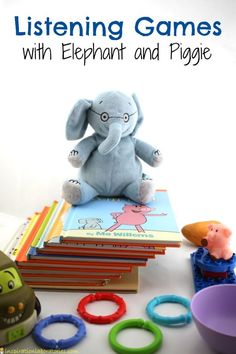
[0,0,235,235]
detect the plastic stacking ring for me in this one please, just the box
[33,314,86,350]
[77,292,126,324]
[109,318,163,354]
[146,294,192,327]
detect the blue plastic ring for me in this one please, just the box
[146,295,192,327]
[33,314,86,349]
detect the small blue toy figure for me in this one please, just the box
[62,91,162,205]
[0,251,41,346]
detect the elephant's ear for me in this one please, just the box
[66,99,92,140]
[131,94,144,135]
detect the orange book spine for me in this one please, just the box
[22,273,121,279]
[16,206,50,263]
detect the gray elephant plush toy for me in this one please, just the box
[62,91,162,205]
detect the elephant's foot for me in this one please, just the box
[62,179,99,205]
[62,179,81,205]
[123,179,155,204]
[139,179,156,204]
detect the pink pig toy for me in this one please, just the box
[201,223,233,260]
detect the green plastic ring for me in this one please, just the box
[108,318,163,354]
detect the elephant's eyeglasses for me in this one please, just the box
[90,109,137,123]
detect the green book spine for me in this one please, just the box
[31,201,58,247]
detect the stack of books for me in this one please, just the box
[4,190,181,292]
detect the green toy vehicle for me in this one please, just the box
[0,251,41,346]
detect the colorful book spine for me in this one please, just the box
[44,200,70,243]
[31,201,58,247]
[11,214,39,261]
[4,220,29,258]
[26,279,109,288]
[35,200,64,248]
[16,206,50,263]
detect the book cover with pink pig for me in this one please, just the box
[60,190,182,246]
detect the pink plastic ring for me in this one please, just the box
[77,292,126,324]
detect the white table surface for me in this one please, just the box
[4,239,219,354]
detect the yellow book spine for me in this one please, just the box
[45,201,70,242]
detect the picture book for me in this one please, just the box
[16,206,50,263]
[39,200,71,245]
[60,190,181,246]
[0,212,26,253]
[38,242,165,257]
[14,200,69,264]
[26,278,109,288]
[19,267,126,277]
[22,271,121,281]
[25,266,139,292]
[25,250,148,267]
[36,246,158,259]
[9,214,39,261]
[18,262,132,273]
[9,190,180,291]
[45,241,165,252]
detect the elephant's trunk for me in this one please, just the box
[98,122,122,155]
